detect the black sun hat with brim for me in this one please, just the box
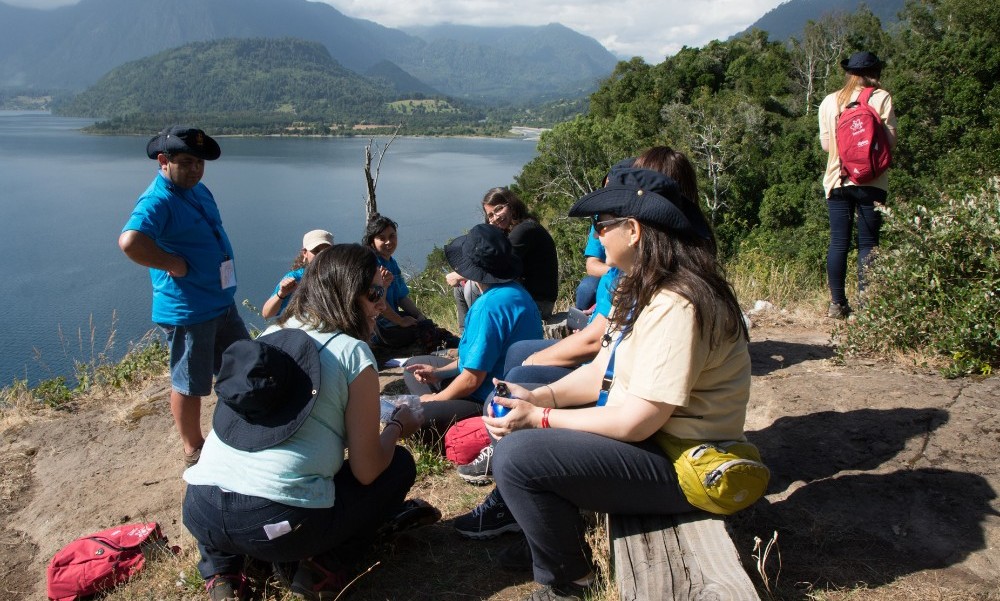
[445,223,523,285]
[840,51,883,72]
[569,167,712,240]
[212,328,321,452]
[146,125,222,160]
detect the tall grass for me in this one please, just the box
[0,318,168,413]
[726,249,828,311]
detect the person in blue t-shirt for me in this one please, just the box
[119,125,249,467]
[404,224,543,433]
[573,157,635,311]
[261,229,334,319]
[362,214,458,350]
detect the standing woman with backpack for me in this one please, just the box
[818,51,898,318]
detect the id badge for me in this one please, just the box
[220,259,237,289]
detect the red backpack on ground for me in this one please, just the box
[836,87,892,185]
[444,415,491,465]
[46,522,167,601]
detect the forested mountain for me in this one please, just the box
[0,0,616,103]
[741,0,906,40]
[478,0,998,377]
[55,38,486,134]
[402,23,616,102]
[364,61,441,97]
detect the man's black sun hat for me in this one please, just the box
[146,125,221,160]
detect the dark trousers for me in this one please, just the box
[826,186,886,306]
[492,429,694,586]
[182,446,415,579]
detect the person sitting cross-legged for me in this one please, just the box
[404,223,543,435]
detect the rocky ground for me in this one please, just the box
[1,314,998,600]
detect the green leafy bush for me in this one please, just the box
[839,179,1000,377]
[32,377,75,409]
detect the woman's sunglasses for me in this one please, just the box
[366,284,385,303]
[591,214,629,235]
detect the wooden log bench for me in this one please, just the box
[609,512,759,601]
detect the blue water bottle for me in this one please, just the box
[491,382,511,418]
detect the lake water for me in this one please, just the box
[0,112,538,387]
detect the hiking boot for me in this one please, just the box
[205,573,245,601]
[827,302,852,319]
[290,557,350,601]
[521,582,592,601]
[377,498,442,538]
[453,488,521,539]
[456,444,494,485]
[499,535,533,572]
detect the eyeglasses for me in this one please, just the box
[591,214,629,235]
[484,204,508,222]
[366,285,385,303]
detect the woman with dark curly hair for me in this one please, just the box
[477,168,752,601]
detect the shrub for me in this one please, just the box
[839,179,1000,377]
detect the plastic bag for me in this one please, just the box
[380,395,423,423]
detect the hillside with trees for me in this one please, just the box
[55,38,489,135]
[740,0,906,41]
[409,0,999,376]
[0,0,616,105]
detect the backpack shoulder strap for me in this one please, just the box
[319,332,340,351]
[858,87,876,106]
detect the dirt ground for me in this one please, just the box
[2,313,999,600]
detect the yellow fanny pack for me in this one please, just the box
[655,433,770,515]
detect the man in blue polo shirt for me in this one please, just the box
[119,125,249,467]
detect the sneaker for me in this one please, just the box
[457,444,494,484]
[290,557,350,601]
[499,535,533,572]
[827,302,852,319]
[522,582,591,601]
[205,573,245,601]
[184,446,203,467]
[453,488,521,539]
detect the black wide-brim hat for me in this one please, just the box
[445,223,523,284]
[212,328,320,452]
[569,167,712,240]
[841,51,882,72]
[146,125,222,160]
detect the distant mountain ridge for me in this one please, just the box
[59,38,393,121]
[0,0,617,104]
[741,0,906,40]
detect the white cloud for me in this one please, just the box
[316,0,788,62]
[1,0,77,8]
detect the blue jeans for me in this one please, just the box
[182,446,415,578]
[158,304,249,397]
[503,339,558,376]
[574,275,600,310]
[826,186,886,306]
[493,429,694,586]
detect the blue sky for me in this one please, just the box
[3,0,789,63]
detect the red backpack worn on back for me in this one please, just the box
[46,522,168,601]
[836,87,892,185]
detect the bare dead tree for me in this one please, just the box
[790,15,850,114]
[363,124,402,222]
